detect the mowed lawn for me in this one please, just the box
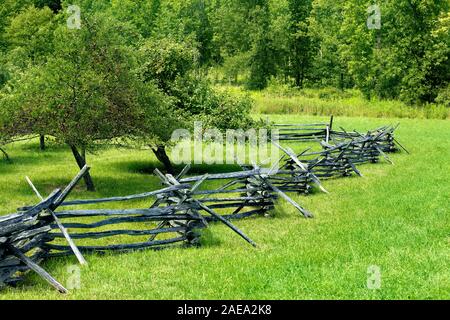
[0,115,449,300]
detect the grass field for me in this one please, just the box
[0,115,449,300]
[216,85,450,120]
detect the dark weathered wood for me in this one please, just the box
[44,236,187,252]
[180,170,261,183]
[59,184,191,207]
[10,225,52,243]
[0,122,407,291]
[55,207,191,218]
[0,216,39,237]
[53,165,91,207]
[394,138,409,154]
[25,176,87,265]
[8,245,67,293]
[271,139,329,194]
[196,201,257,247]
[176,164,192,180]
[50,227,185,240]
[55,214,199,229]
[156,168,258,247]
[265,180,313,218]
[22,189,61,217]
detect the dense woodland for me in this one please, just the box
[0,0,449,189]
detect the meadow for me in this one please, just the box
[216,85,450,120]
[0,114,448,300]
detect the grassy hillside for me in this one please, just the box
[0,115,449,300]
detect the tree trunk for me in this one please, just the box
[151,145,175,175]
[0,146,10,162]
[69,144,96,192]
[39,135,45,151]
[81,146,86,162]
[295,70,302,88]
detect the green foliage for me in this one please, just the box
[248,0,276,90]
[33,0,62,12]
[172,75,255,130]
[0,0,33,50]
[206,92,255,130]
[1,0,447,151]
[139,37,255,138]
[211,0,448,106]
[308,0,349,88]
[336,0,450,104]
[0,1,256,175]
[1,11,170,148]
[226,85,450,119]
[436,84,450,108]
[179,0,215,65]
[211,0,260,55]
[220,52,251,85]
[4,5,55,68]
[287,0,314,88]
[107,0,159,38]
[139,38,199,93]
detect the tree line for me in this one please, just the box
[0,0,449,190]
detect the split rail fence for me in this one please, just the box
[0,119,406,293]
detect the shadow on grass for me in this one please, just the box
[16,175,164,201]
[0,152,69,175]
[199,227,223,247]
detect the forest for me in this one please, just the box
[1,0,447,100]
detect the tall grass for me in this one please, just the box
[216,85,449,120]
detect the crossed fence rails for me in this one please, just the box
[0,121,407,293]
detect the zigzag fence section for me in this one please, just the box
[0,120,406,293]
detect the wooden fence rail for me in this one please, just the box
[0,120,406,293]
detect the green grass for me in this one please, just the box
[0,115,449,300]
[217,85,450,120]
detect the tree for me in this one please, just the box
[107,0,159,38]
[309,0,349,88]
[179,0,215,66]
[0,93,11,161]
[221,52,251,85]
[269,0,291,83]
[4,5,55,150]
[210,0,255,56]
[1,11,170,191]
[248,0,276,89]
[139,37,255,173]
[287,0,314,88]
[339,0,449,103]
[0,0,34,51]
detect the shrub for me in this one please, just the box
[435,84,450,108]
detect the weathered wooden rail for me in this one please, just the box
[272,116,334,142]
[0,119,407,293]
[0,167,91,293]
[278,125,403,183]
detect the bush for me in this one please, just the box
[172,75,255,130]
[140,38,255,133]
[435,85,450,108]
